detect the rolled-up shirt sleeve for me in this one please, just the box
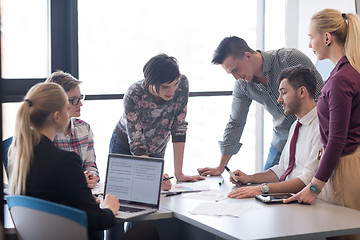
[219,80,251,155]
[270,140,288,178]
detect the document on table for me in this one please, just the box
[181,189,228,202]
[189,202,255,217]
[162,183,211,194]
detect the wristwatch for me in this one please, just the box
[309,182,321,194]
[261,183,269,194]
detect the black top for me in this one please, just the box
[25,135,116,237]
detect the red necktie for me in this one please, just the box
[279,121,302,182]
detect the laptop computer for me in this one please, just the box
[104,154,164,220]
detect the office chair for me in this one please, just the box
[7,195,88,240]
[2,136,13,173]
[2,137,13,185]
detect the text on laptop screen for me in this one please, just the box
[105,156,162,205]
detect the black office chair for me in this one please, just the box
[2,136,12,177]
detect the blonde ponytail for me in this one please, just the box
[311,9,360,73]
[8,83,67,195]
[9,102,41,195]
[344,13,360,73]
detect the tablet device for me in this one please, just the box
[255,193,296,204]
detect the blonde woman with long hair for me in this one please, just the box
[285,8,360,234]
[8,82,158,240]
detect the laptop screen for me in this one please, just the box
[104,154,164,207]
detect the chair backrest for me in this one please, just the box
[7,195,88,240]
[2,136,13,173]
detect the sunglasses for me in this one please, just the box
[68,95,84,105]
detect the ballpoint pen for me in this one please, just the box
[163,176,174,181]
[224,166,239,183]
[165,192,182,197]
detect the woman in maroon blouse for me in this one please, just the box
[286,9,360,209]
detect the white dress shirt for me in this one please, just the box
[270,107,322,184]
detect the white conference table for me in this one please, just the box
[137,176,360,240]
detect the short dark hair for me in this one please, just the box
[143,54,180,92]
[45,70,81,92]
[212,36,255,65]
[277,65,317,99]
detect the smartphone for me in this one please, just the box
[255,193,296,204]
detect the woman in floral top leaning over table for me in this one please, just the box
[110,53,204,182]
[46,71,100,189]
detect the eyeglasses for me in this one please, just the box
[68,95,84,105]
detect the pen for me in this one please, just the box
[165,192,182,197]
[224,166,239,183]
[163,176,174,181]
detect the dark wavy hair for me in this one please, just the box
[143,54,180,93]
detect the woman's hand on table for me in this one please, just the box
[176,173,205,182]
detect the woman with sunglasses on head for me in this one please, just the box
[46,71,99,189]
[8,82,159,240]
[285,8,360,224]
[110,54,204,182]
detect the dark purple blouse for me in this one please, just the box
[316,56,360,182]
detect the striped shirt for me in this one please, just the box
[219,48,323,155]
[54,118,99,176]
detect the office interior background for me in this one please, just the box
[1,0,359,185]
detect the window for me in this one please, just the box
[78,0,257,93]
[1,0,49,140]
[78,0,258,178]
[4,0,331,180]
[264,0,285,51]
[263,0,286,165]
[1,0,49,78]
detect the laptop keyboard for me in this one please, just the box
[119,206,146,213]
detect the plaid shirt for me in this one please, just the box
[54,118,99,176]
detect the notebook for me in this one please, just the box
[104,154,164,220]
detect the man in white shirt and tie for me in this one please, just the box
[227,65,323,199]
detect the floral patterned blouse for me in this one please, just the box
[114,75,189,156]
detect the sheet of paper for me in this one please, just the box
[162,183,211,194]
[181,189,228,202]
[189,202,255,217]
